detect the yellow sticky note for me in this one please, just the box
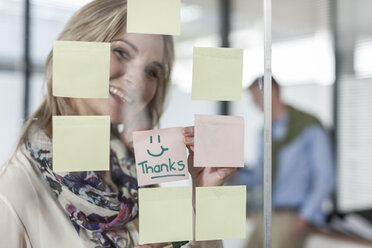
[53,116,110,172]
[127,0,180,35]
[196,186,246,241]
[139,187,193,244]
[53,41,110,98]
[192,47,244,101]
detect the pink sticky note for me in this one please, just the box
[194,115,244,167]
[133,127,189,186]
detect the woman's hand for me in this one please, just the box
[183,126,236,187]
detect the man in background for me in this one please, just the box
[234,76,335,248]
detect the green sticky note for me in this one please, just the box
[53,41,110,98]
[53,116,110,172]
[192,47,244,101]
[127,0,180,35]
[139,187,193,244]
[196,186,246,241]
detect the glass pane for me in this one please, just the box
[30,0,91,66]
[29,72,45,114]
[228,0,265,247]
[262,0,372,247]
[0,0,23,65]
[336,1,372,240]
[160,0,219,131]
[159,0,219,188]
[0,0,24,165]
[29,0,90,117]
[0,0,261,247]
[0,72,24,164]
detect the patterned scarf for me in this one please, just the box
[25,126,139,247]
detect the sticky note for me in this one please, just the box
[53,116,110,172]
[127,0,180,35]
[133,127,188,186]
[53,41,110,98]
[195,186,246,241]
[139,186,193,244]
[194,114,244,167]
[192,47,244,101]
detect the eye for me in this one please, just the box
[114,49,130,60]
[145,66,160,79]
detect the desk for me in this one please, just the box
[306,229,372,248]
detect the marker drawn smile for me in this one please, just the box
[147,146,169,157]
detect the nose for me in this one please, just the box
[122,61,146,91]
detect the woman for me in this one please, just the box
[0,0,235,247]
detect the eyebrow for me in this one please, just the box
[112,39,139,53]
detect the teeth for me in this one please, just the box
[109,87,133,103]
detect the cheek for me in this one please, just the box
[143,81,158,103]
[109,54,123,78]
[86,99,111,115]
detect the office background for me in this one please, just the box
[0,0,371,247]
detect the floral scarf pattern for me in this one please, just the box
[25,127,139,247]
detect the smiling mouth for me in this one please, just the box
[109,86,133,103]
[146,146,169,157]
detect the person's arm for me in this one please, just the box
[298,126,335,225]
[0,195,31,248]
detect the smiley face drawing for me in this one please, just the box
[146,135,169,157]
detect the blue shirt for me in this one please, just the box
[234,111,335,226]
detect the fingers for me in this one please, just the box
[183,126,195,152]
[187,145,194,152]
[183,127,194,151]
[184,136,194,146]
[183,126,194,137]
[216,167,237,180]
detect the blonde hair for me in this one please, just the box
[18,0,174,146]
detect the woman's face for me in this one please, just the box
[73,30,164,125]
